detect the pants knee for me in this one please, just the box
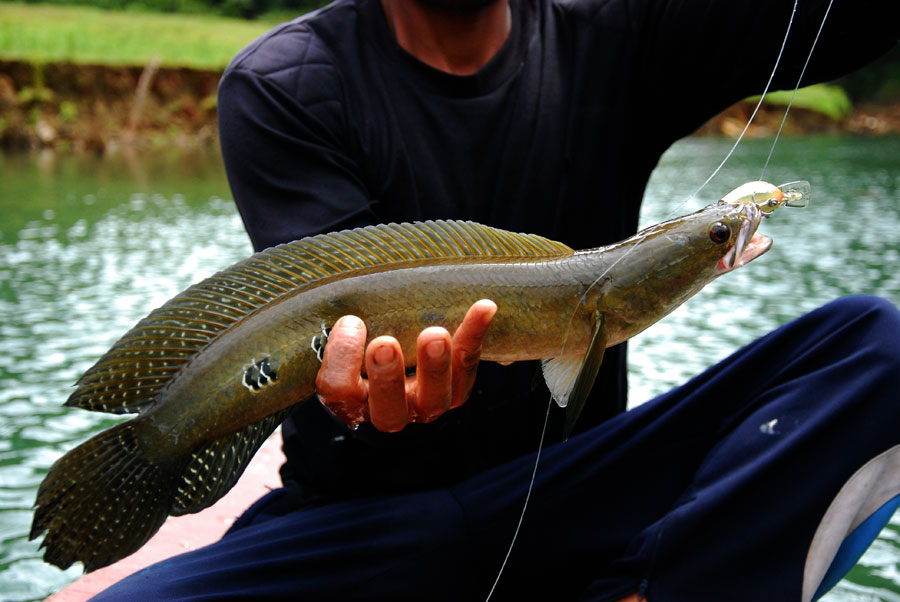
[823,295,900,350]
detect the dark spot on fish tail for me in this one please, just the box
[242,356,278,393]
[328,294,345,310]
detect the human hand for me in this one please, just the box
[315,299,498,432]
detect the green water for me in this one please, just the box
[0,137,898,601]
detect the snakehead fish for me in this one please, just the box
[31,181,797,572]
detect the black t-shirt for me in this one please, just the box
[217,0,895,502]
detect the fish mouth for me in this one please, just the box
[718,232,772,272]
[717,205,771,272]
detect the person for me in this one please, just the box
[90,0,900,599]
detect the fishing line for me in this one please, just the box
[589,0,810,293]
[486,3,809,598]
[484,393,553,601]
[683,0,799,210]
[760,0,836,180]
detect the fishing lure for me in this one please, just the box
[720,180,812,215]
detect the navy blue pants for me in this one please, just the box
[90,296,900,601]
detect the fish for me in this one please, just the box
[30,180,796,572]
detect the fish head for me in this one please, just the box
[599,180,811,343]
[713,200,771,273]
[714,179,810,270]
[632,196,773,281]
[598,197,775,342]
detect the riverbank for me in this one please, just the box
[694,99,900,138]
[0,60,221,152]
[1,58,899,153]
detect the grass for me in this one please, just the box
[760,84,853,121]
[0,2,864,121]
[0,2,278,69]
[746,83,854,122]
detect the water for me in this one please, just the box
[0,137,898,600]
[0,149,248,601]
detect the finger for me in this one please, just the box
[365,336,409,432]
[315,316,368,425]
[413,327,453,421]
[450,299,498,408]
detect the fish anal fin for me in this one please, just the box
[171,408,291,515]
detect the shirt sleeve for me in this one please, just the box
[625,0,898,142]
[217,52,379,252]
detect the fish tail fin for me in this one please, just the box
[30,420,176,572]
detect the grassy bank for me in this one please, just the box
[1,1,898,151]
[0,2,273,69]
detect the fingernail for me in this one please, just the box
[373,344,395,366]
[425,339,445,359]
[338,315,363,330]
[482,303,497,324]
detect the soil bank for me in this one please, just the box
[1,59,898,153]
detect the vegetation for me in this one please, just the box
[10,0,329,19]
[0,2,277,68]
[753,84,852,122]
[0,1,897,150]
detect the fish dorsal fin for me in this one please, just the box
[67,221,574,414]
[171,408,291,515]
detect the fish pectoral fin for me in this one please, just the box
[541,355,582,408]
[564,311,608,439]
[541,311,608,441]
[171,407,292,515]
[563,313,607,440]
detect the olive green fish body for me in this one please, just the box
[146,259,590,447]
[31,197,773,572]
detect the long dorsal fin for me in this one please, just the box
[67,221,574,414]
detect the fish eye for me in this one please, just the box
[709,222,731,243]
